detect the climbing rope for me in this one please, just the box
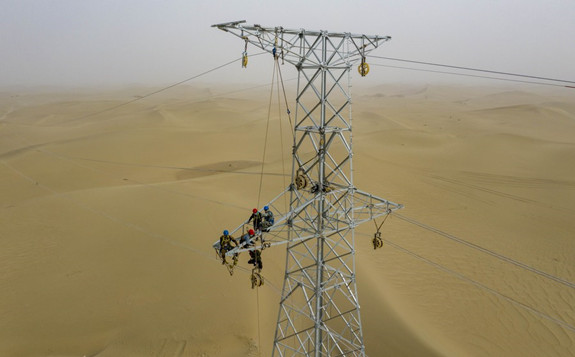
[274,56,294,212]
[256,58,277,208]
[251,46,291,353]
[255,273,263,355]
[276,54,295,140]
[279,28,285,65]
[272,28,278,59]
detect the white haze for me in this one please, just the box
[1,0,574,88]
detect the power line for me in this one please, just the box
[6,132,248,211]
[66,53,266,123]
[0,154,284,296]
[370,55,575,86]
[52,155,290,178]
[378,235,575,334]
[395,213,575,290]
[5,132,285,295]
[370,63,571,88]
[180,77,296,105]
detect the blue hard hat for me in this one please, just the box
[223,230,229,235]
[264,206,269,210]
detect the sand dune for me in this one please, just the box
[0,84,574,356]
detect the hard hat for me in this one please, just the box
[248,229,255,235]
[253,208,258,213]
[264,206,269,210]
[223,230,229,235]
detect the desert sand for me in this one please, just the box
[0,82,574,356]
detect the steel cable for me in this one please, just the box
[365,231,575,334]
[395,213,575,290]
[370,55,575,85]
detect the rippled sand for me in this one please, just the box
[0,84,573,356]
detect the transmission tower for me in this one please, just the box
[212,21,403,356]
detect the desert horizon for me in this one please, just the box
[1,82,574,356]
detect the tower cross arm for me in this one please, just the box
[212,21,391,67]
[211,187,403,256]
[351,189,403,226]
[211,20,246,28]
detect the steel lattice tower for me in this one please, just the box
[212,21,403,356]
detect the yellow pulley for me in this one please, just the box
[242,36,249,68]
[358,62,370,77]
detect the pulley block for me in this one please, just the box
[242,53,248,68]
[358,62,370,77]
[251,269,264,289]
[372,231,383,250]
[295,168,309,190]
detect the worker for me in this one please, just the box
[219,229,238,264]
[240,229,256,247]
[262,205,274,231]
[248,208,263,231]
[263,205,274,224]
[248,249,263,270]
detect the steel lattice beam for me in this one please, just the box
[211,21,402,357]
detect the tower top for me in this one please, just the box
[212,20,391,67]
[212,20,391,39]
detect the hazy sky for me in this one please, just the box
[1,0,575,87]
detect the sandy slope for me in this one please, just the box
[0,84,574,356]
